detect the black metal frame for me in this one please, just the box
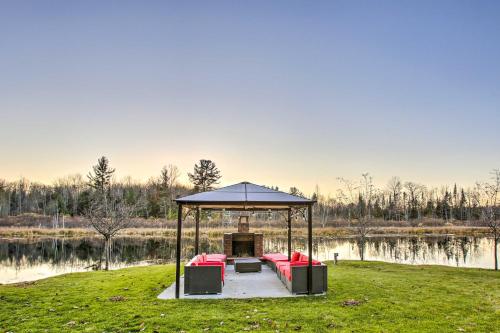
[174,202,316,299]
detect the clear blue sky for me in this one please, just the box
[1,1,499,194]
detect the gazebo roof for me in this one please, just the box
[175,181,314,209]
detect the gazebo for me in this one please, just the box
[173,181,317,299]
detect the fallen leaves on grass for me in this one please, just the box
[342,299,362,307]
[108,295,126,302]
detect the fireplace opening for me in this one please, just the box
[232,239,254,257]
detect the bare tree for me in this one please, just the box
[159,164,180,218]
[387,177,402,221]
[85,190,134,270]
[356,173,377,260]
[188,159,221,192]
[0,179,8,217]
[355,216,373,261]
[404,181,426,224]
[481,169,500,270]
[337,177,358,227]
[314,185,330,228]
[85,156,133,270]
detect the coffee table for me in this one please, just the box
[234,258,262,273]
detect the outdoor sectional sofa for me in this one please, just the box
[265,251,327,294]
[184,253,227,295]
[262,253,289,271]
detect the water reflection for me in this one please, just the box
[0,235,494,283]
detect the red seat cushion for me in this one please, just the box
[206,254,227,262]
[291,251,301,262]
[263,253,289,262]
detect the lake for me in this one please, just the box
[0,234,495,284]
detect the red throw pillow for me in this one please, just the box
[291,252,301,262]
[299,254,309,262]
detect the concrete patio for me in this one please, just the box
[158,264,307,299]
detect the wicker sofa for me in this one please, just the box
[262,253,289,271]
[266,251,327,294]
[183,253,227,295]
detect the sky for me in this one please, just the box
[1,0,499,195]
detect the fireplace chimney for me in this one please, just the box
[238,214,250,233]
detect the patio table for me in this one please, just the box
[234,258,262,273]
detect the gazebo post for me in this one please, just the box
[175,204,183,299]
[287,208,292,261]
[307,204,313,295]
[195,207,200,255]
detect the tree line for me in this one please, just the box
[0,158,221,221]
[0,160,498,226]
[311,172,499,226]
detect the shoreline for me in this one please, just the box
[0,225,491,239]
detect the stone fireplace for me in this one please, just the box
[223,215,263,258]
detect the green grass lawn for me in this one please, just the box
[1,261,499,332]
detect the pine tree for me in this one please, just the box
[289,187,304,197]
[459,189,467,220]
[453,184,458,219]
[87,156,115,194]
[188,159,222,192]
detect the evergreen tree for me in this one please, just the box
[87,156,115,193]
[289,187,304,197]
[188,159,221,192]
[459,189,467,220]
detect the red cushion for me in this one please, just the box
[281,266,292,281]
[277,262,292,281]
[263,253,289,262]
[291,252,301,262]
[275,261,290,270]
[206,254,226,262]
